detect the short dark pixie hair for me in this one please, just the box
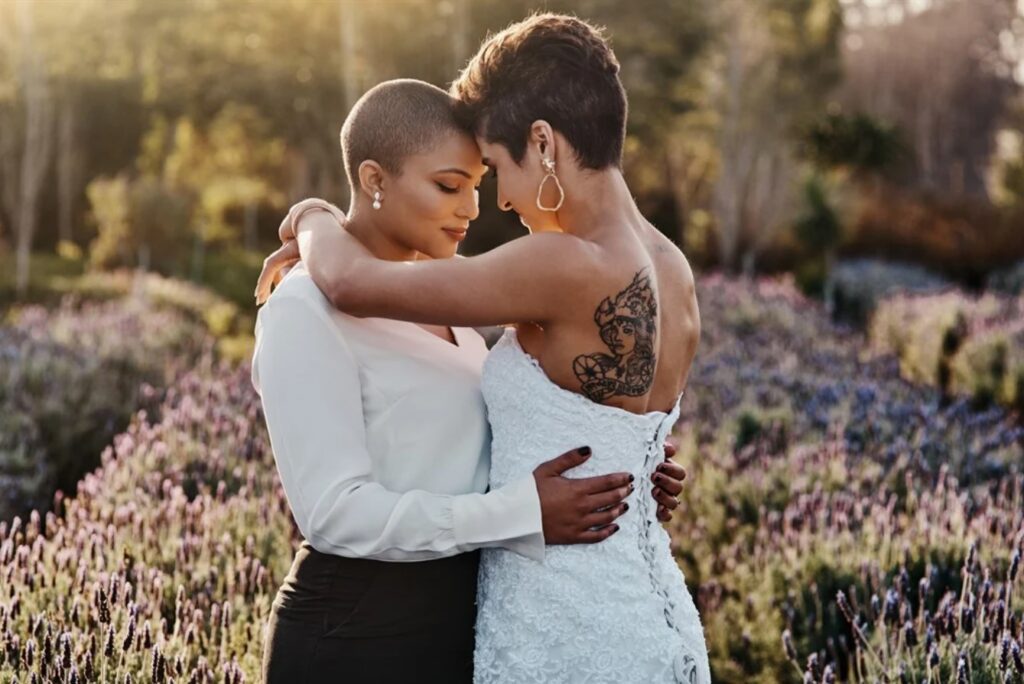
[340,79,469,189]
[450,13,627,170]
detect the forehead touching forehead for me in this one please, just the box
[402,126,487,179]
[340,78,473,186]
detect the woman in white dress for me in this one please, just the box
[253,78,687,684]
[259,14,709,683]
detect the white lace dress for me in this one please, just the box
[473,328,711,684]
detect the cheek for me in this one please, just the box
[397,185,450,223]
[501,171,534,205]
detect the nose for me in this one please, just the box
[454,188,480,222]
[496,190,513,213]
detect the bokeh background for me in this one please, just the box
[0,0,1023,682]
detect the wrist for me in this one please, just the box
[289,198,345,239]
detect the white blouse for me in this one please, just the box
[251,265,545,562]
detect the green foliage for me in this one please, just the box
[86,174,193,272]
[197,247,265,310]
[48,270,255,361]
[0,252,84,308]
[794,174,841,254]
[85,175,132,270]
[801,110,904,177]
[870,289,1024,411]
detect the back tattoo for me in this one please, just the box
[572,269,658,402]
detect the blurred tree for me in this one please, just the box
[1,0,55,297]
[838,0,1019,197]
[708,0,844,274]
[802,110,905,180]
[793,173,842,307]
[4,0,1017,291]
[989,98,1024,208]
[796,108,903,303]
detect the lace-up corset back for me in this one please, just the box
[473,328,711,684]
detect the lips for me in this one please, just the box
[442,227,468,242]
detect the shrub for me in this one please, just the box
[987,260,1024,295]
[0,297,209,522]
[830,258,949,325]
[0,363,296,683]
[870,289,1024,411]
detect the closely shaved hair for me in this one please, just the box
[340,79,470,190]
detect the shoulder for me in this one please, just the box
[255,265,360,346]
[263,265,366,327]
[268,264,332,311]
[643,230,696,294]
[498,231,600,269]
[497,232,604,291]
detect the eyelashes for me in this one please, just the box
[437,182,484,193]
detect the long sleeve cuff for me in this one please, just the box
[452,474,546,563]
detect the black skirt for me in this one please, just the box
[262,541,480,684]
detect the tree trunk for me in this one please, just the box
[712,0,747,273]
[337,0,361,207]
[14,0,55,298]
[57,88,79,245]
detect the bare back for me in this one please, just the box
[516,223,701,415]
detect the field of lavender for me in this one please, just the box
[1,274,1022,683]
[671,275,1023,683]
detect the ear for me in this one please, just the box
[528,120,556,162]
[356,160,386,201]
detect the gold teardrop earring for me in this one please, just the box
[536,157,565,212]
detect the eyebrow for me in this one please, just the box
[435,167,473,178]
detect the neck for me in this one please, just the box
[345,197,418,262]
[556,166,641,238]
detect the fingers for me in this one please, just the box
[277,212,294,244]
[582,502,628,529]
[658,460,687,483]
[652,467,684,497]
[578,471,633,496]
[575,524,619,544]
[255,242,301,305]
[656,504,671,522]
[663,441,677,460]
[586,482,633,510]
[652,486,679,511]
[536,446,591,478]
[274,258,301,286]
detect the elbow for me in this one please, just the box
[323,271,368,317]
[302,493,358,552]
